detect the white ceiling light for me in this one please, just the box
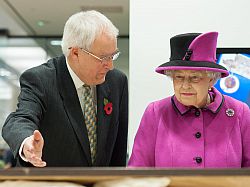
[50,40,62,46]
[0,47,49,74]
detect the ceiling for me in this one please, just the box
[0,0,129,36]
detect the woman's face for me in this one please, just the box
[172,70,214,108]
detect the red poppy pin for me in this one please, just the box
[104,98,113,115]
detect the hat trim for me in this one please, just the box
[155,61,229,77]
[159,60,227,69]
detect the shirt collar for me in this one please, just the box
[66,58,84,89]
[171,87,224,115]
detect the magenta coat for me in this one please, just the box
[128,87,250,168]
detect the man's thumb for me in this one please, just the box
[33,130,43,142]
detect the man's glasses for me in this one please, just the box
[68,47,120,63]
[80,48,120,63]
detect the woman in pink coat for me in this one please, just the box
[128,32,250,168]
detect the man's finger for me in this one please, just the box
[30,155,46,166]
[26,154,47,167]
[30,160,47,167]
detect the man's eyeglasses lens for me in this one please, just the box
[101,51,120,61]
[68,47,120,63]
[81,48,120,63]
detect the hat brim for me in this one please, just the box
[155,60,229,78]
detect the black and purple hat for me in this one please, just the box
[155,32,229,77]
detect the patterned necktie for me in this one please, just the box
[83,85,97,164]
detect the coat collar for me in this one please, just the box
[171,87,224,115]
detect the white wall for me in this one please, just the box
[129,0,250,156]
[117,38,129,77]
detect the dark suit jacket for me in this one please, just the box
[2,55,128,167]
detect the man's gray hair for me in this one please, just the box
[61,10,119,57]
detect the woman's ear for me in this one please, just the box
[209,77,215,88]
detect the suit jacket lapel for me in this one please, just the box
[56,56,92,165]
[95,81,112,165]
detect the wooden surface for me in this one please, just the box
[169,176,250,187]
[0,168,250,186]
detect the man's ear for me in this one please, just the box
[69,47,79,60]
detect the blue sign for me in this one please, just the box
[215,52,250,107]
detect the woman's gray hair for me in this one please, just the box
[206,71,221,85]
[61,10,119,57]
[164,70,221,85]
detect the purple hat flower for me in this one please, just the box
[155,32,229,77]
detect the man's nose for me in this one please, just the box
[103,59,114,70]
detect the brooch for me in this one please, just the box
[226,108,234,117]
